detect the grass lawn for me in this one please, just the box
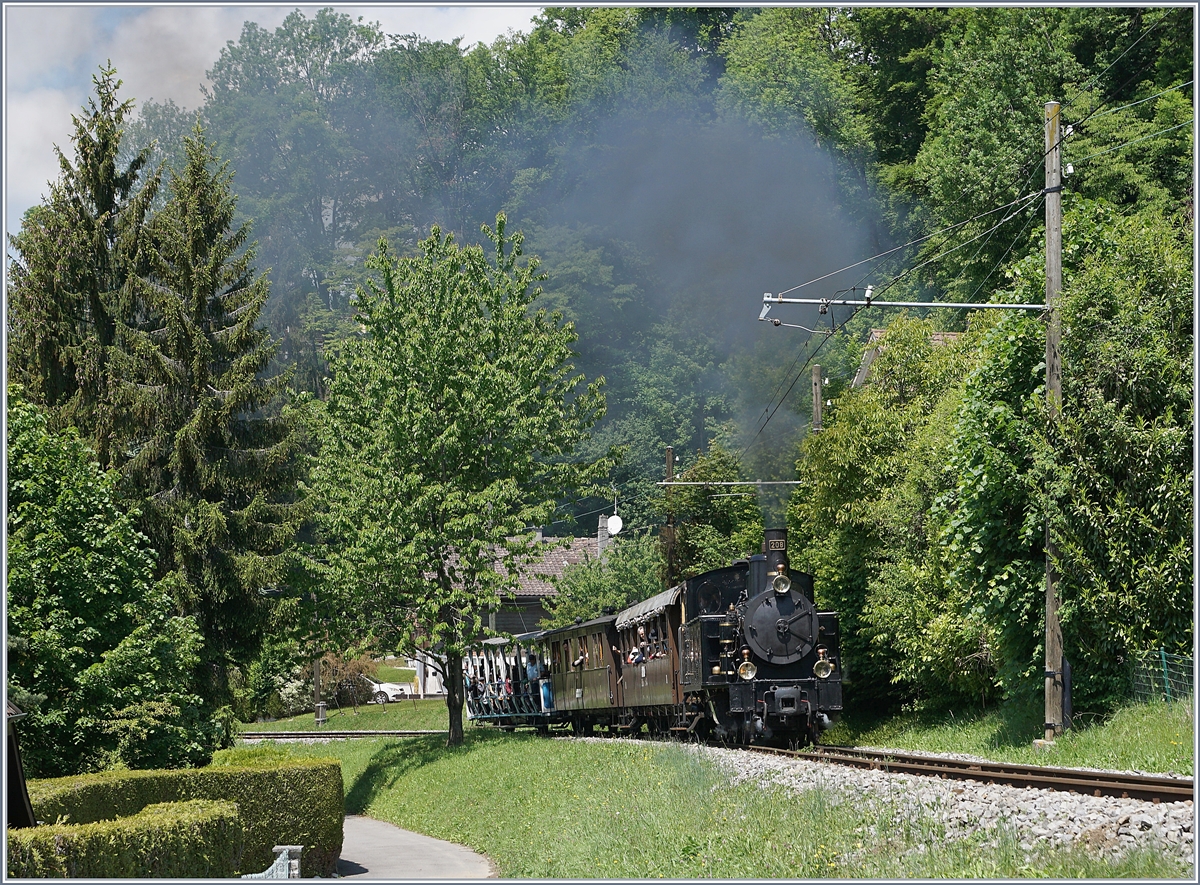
[374,664,416,684]
[241,697,450,732]
[242,694,1193,777]
[220,729,1189,878]
[827,695,1194,776]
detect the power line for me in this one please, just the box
[1070,120,1192,164]
[748,189,1046,457]
[1081,79,1193,123]
[772,189,1047,299]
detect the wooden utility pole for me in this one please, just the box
[811,364,823,432]
[1044,100,1064,742]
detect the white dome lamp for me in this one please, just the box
[607,514,623,535]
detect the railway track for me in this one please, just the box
[241,728,1193,805]
[749,744,1194,805]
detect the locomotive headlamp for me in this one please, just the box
[737,649,757,681]
[771,572,792,595]
[814,649,833,679]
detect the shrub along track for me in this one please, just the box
[750,745,1194,805]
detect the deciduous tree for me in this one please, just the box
[314,215,609,745]
[542,533,664,628]
[6,388,219,775]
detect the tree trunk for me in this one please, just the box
[445,649,465,747]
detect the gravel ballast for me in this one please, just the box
[683,742,1195,867]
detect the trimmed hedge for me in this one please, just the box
[7,799,243,878]
[26,757,343,876]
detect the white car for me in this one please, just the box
[361,675,408,703]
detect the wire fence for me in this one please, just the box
[1129,649,1193,705]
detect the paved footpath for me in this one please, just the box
[337,815,496,879]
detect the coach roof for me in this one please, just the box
[615,586,682,631]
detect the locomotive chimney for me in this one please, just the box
[764,528,788,574]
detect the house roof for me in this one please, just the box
[510,536,598,599]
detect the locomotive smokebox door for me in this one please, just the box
[744,587,816,664]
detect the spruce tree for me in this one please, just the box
[123,123,305,683]
[7,64,159,467]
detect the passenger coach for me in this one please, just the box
[465,529,842,747]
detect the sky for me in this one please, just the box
[3,3,542,235]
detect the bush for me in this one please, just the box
[6,388,222,776]
[26,757,343,876]
[7,799,243,878]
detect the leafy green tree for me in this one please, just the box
[203,9,383,309]
[313,215,609,745]
[911,8,1085,300]
[847,8,951,170]
[1049,202,1192,706]
[788,316,977,708]
[7,64,160,467]
[940,200,1192,710]
[121,124,306,687]
[1063,85,1193,219]
[542,532,665,628]
[667,443,764,582]
[6,388,219,776]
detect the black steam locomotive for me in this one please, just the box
[465,529,842,748]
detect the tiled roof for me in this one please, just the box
[508,536,598,599]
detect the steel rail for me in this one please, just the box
[747,745,1194,805]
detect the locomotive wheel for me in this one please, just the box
[572,717,593,736]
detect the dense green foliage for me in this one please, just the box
[120,123,306,678]
[542,532,664,627]
[7,6,1193,761]
[312,218,609,743]
[28,756,343,876]
[7,799,244,878]
[938,202,1193,710]
[6,389,222,776]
